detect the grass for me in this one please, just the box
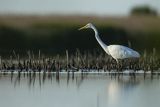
[0,15,160,30]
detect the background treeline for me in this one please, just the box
[131,5,158,16]
[0,15,160,56]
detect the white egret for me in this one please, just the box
[79,23,140,63]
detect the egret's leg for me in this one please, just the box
[116,59,119,64]
[116,59,120,72]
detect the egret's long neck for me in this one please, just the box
[91,25,110,55]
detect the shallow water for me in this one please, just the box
[0,73,160,107]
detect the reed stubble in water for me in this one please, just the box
[0,49,159,73]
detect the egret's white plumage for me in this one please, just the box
[79,23,140,63]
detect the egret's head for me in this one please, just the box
[78,23,93,30]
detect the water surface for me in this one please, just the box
[0,73,160,107]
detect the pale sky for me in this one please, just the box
[0,0,159,15]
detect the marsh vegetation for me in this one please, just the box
[0,49,159,72]
[0,15,159,71]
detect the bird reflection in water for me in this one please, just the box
[106,74,141,107]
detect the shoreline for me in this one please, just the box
[0,69,160,74]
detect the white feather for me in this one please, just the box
[107,45,140,59]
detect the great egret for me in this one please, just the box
[78,23,140,63]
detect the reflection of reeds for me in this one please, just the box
[0,49,159,73]
[0,70,158,90]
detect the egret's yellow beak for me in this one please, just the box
[78,25,87,30]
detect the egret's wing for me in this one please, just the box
[121,46,140,58]
[108,45,140,59]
